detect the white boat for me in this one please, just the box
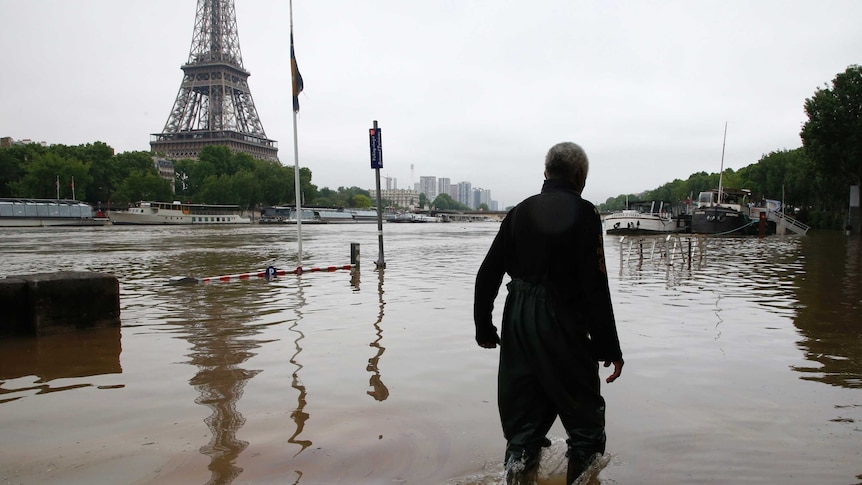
[318,208,379,223]
[259,206,327,224]
[109,201,251,225]
[388,213,439,223]
[0,198,107,227]
[260,206,380,224]
[604,201,687,235]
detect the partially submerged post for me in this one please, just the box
[849,185,860,235]
[351,242,361,266]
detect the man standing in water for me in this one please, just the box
[473,142,624,484]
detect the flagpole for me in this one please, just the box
[290,0,303,269]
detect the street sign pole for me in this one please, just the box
[370,120,385,269]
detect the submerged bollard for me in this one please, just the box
[351,242,360,266]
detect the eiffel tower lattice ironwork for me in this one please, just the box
[150,0,278,162]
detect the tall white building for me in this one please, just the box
[473,188,491,209]
[437,178,450,199]
[457,181,472,208]
[419,176,437,200]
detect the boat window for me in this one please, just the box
[698,192,714,205]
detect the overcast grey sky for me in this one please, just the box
[2,0,860,208]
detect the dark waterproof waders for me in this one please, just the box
[498,279,606,484]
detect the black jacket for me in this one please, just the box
[473,178,622,361]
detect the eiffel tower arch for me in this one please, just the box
[150,0,278,162]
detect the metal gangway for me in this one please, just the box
[767,210,810,235]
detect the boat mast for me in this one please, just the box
[717,121,727,206]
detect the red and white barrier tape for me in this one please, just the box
[170,264,355,285]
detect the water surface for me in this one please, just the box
[1,224,860,484]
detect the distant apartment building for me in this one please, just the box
[418,176,437,200]
[437,178,450,199]
[473,187,491,209]
[369,188,420,209]
[448,184,458,199]
[457,181,473,208]
[384,176,397,190]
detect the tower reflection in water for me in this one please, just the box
[178,282,265,485]
[173,262,390,483]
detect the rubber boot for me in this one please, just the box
[566,451,598,485]
[504,448,541,485]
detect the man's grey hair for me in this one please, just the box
[544,142,589,184]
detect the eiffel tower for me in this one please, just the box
[150,0,278,162]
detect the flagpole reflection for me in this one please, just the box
[286,277,312,456]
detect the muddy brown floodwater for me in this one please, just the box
[1,224,860,484]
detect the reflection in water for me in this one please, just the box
[0,327,123,403]
[177,284,264,485]
[287,279,312,456]
[366,268,389,401]
[792,234,862,388]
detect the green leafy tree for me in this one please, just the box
[736,148,816,207]
[314,187,340,206]
[298,167,318,204]
[113,171,172,204]
[801,64,862,209]
[431,193,470,211]
[197,174,235,204]
[10,151,91,199]
[255,161,291,206]
[0,143,46,197]
[94,150,155,204]
[312,186,369,207]
[231,170,260,209]
[598,194,640,212]
[352,194,372,208]
[198,145,236,176]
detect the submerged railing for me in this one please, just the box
[619,234,708,272]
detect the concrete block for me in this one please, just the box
[2,271,121,337]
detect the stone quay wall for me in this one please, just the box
[0,271,120,337]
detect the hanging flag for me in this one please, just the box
[291,30,304,112]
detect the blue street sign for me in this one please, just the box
[369,127,383,169]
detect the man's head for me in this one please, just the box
[544,142,589,194]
